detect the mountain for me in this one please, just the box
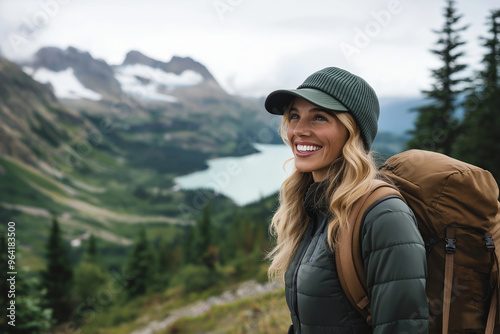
[19,46,279,157]
[0,48,284,271]
[112,49,227,106]
[20,46,422,143]
[21,46,222,103]
[0,56,203,268]
[0,56,96,168]
[23,46,121,100]
[122,50,217,82]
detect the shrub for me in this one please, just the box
[170,265,219,292]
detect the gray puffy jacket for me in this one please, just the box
[284,182,429,333]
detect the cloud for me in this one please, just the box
[0,0,498,97]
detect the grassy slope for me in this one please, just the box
[74,272,289,334]
[169,289,290,334]
[0,149,196,271]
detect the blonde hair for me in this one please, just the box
[267,108,380,282]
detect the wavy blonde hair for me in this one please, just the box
[267,107,380,282]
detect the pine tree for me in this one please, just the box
[74,234,108,303]
[41,217,73,323]
[125,227,155,298]
[14,274,53,333]
[1,227,52,332]
[455,9,500,181]
[86,234,98,263]
[407,0,469,154]
[218,214,240,265]
[158,237,170,274]
[158,237,181,274]
[181,225,194,265]
[192,205,216,269]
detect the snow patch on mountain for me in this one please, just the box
[23,67,102,101]
[115,64,203,102]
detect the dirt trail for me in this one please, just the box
[130,280,283,334]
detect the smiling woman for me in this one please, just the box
[264,67,429,334]
[286,98,348,182]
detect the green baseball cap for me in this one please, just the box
[265,67,380,150]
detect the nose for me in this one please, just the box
[293,118,310,136]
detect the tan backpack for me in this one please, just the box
[336,149,500,334]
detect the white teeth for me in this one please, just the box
[297,145,321,152]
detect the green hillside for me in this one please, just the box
[0,54,277,264]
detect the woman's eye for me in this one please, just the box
[289,113,299,120]
[314,114,328,121]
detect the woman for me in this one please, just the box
[265,67,429,334]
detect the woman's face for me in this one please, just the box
[286,97,349,182]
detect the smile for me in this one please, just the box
[296,144,322,153]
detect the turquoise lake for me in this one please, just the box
[174,144,293,206]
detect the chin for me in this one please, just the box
[294,164,314,174]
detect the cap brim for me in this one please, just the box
[264,88,348,115]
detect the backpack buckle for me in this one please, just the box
[484,236,495,253]
[445,238,456,254]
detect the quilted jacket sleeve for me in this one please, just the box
[361,197,429,334]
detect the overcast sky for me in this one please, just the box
[0,0,498,98]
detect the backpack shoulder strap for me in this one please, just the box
[335,180,402,325]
